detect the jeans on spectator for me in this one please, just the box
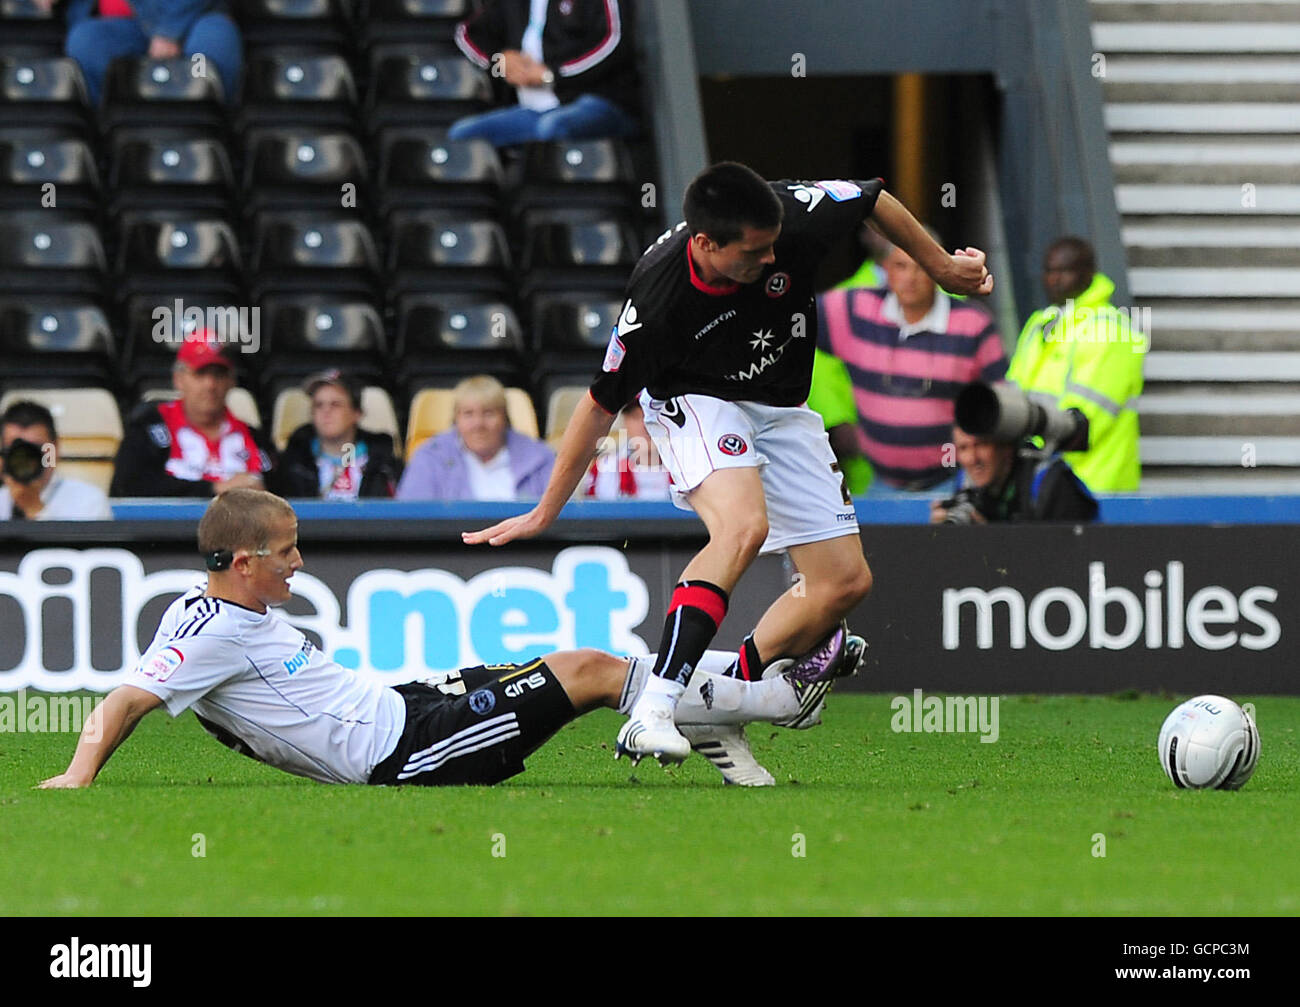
[66,13,243,105]
[448,93,639,146]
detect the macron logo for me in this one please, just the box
[614,298,643,337]
[50,939,151,987]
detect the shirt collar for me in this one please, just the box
[881,290,949,339]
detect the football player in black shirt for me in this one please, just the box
[466,162,993,765]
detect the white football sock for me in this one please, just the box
[620,651,800,724]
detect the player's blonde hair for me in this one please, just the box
[452,374,508,416]
[198,489,296,556]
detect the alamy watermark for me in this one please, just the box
[890,688,1000,743]
[0,690,102,738]
[151,299,261,355]
[1040,300,1150,353]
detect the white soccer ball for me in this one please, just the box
[1157,695,1259,790]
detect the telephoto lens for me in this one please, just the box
[0,438,47,484]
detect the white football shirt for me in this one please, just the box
[124,585,406,784]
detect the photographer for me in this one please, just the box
[931,382,1098,524]
[0,401,113,521]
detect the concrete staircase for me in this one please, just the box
[1090,0,1300,493]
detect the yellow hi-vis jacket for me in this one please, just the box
[1007,272,1146,492]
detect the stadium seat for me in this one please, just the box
[0,0,64,58]
[406,384,537,457]
[395,293,524,385]
[376,132,502,217]
[112,213,243,303]
[140,385,262,429]
[258,294,386,389]
[55,458,114,494]
[386,210,512,300]
[530,291,621,352]
[0,297,114,387]
[100,57,228,134]
[0,128,100,214]
[248,211,380,302]
[0,211,106,299]
[0,387,123,460]
[271,384,401,452]
[121,294,257,390]
[0,56,91,136]
[511,139,639,224]
[237,49,358,130]
[359,0,467,46]
[106,128,235,218]
[366,48,491,133]
[518,211,639,299]
[543,385,590,445]
[242,128,369,215]
[238,0,355,50]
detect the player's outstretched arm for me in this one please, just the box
[869,190,994,297]
[38,686,163,789]
[462,392,616,547]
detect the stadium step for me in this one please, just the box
[1091,0,1300,491]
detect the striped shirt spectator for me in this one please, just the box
[817,282,1007,490]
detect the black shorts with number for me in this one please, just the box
[368,659,576,786]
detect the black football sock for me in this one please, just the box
[723,633,764,680]
[648,580,729,688]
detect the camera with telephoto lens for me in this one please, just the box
[938,488,987,525]
[0,438,47,485]
[954,381,1090,454]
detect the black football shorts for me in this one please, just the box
[368,659,575,786]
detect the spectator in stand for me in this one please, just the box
[396,375,554,501]
[0,401,113,520]
[817,229,1008,496]
[269,370,403,500]
[110,331,274,498]
[930,422,1098,524]
[449,0,639,146]
[50,0,243,106]
[580,401,669,500]
[1007,236,1146,493]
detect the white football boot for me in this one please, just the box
[614,692,691,766]
[680,724,776,787]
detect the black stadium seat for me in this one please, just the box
[100,57,228,135]
[242,128,369,214]
[519,211,639,299]
[395,293,525,388]
[386,210,511,301]
[376,132,502,217]
[511,139,638,223]
[107,128,235,217]
[249,211,381,302]
[366,48,491,133]
[120,293,256,389]
[238,0,355,50]
[257,294,386,394]
[530,291,622,352]
[0,296,114,387]
[0,56,92,137]
[359,0,467,47]
[0,0,64,58]
[238,48,358,130]
[113,213,243,302]
[0,128,100,214]
[0,211,106,299]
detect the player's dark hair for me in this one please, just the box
[198,489,295,565]
[684,162,783,247]
[1045,236,1095,274]
[0,400,56,442]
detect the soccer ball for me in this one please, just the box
[1157,695,1259,790]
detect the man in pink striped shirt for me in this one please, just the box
[817,235,1008,493]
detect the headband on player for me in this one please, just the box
[205,547,271,571]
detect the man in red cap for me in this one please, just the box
[110,331,275,497]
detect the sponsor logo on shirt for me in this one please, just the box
[602,331,626,373]
[692,308,737,341]
[718,434,748,456]
[814,180,862,202]
[144,646,183,681]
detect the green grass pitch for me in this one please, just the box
[3,694,1296,916]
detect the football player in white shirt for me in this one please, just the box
[40,489,858,790]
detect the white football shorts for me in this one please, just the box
[637,391,860,554]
